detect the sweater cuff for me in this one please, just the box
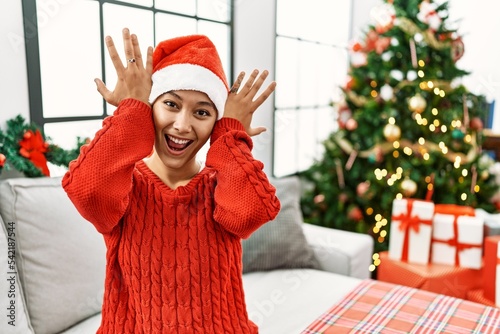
[218,117,245,131]
[114,98,151,115]
[210,117,246,144]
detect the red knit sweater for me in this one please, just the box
[62,99,280,333]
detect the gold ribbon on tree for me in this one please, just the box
[332,132,479,165]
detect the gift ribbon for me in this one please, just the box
[393,200,432,262]
[432,206,479,266]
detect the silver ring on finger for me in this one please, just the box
[127,58,136,63]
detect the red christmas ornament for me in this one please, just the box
[451,37,465,62]
[0,153,6,167]
[347,206,363,221]
[314,194,325,204]
[338,192,349,203]
[356,181,371,197]
[470,117,484,131]
[495,200,500,212]
[345,118,358,131]
[338,106,352,129]
[18,129,50,176]
[364,30,391,55]
[351,41,363,52]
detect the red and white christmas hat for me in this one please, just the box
[149,35,229,119]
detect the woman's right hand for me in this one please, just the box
[94,28,153,107]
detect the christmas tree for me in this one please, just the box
[300,0,500,269]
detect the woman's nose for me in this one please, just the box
[173,110,192,133]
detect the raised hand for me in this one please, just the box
[94,28,153,106]
[224,70,277,137]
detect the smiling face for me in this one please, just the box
[149,90,218,180]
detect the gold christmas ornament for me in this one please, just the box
[408,94,427,113]
[383,123,401,142]
[401,177,418,197]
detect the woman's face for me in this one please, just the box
[151,90,218,171]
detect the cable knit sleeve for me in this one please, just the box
[206,117,281,239]
[62,99,155,234]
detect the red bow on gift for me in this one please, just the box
[19,129,50,176]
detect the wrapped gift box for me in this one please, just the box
[475,208,500,236]
[483,236,500,307]
[431,204,484,269]
[378,251,482,299]
[388,198,434,265]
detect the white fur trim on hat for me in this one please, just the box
[149,63,228,119]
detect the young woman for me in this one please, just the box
[62,28,280,333]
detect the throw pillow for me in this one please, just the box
[242,176,321,273]
[0,177,106,334]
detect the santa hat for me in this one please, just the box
[149,35,229,119]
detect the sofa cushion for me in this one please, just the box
[59,313,102,333]
[0,177,106,334]
[242,176,320,273]
[0,214,33,334]
[243,269,361,333]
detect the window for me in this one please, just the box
[23,0,233,154]
[273,0,352,177]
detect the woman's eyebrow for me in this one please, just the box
[197,100,216,109]
[166,91,215,108]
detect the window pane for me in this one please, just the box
[298,41,318,107]
[275,37,299,109]
[155,0,195,16]
[44,120,104,177]
[115,0,153,7]
[155,13,197,41]
[37,0,102,118]
[103,3,154,114]
[273,109,298,177]
[316,106,337,146]
[276,0,302,38]
[297,108,317,171]
[302,0,351,44]
[198,21,230,79]
[329,47,350,105]
[197,0,230,22]
[277,0,351,44]
[44,120,103,150]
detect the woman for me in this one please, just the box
[63,28,280,333]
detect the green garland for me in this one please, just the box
[0,115,87,177]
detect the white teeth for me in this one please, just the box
[168,135,190,145]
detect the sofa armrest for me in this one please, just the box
[302,223,374,279]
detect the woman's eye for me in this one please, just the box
[196,110,211,117]
[163,100,176,108]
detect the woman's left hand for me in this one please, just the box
[223,70,276,137]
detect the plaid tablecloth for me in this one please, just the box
[303,279,500,334]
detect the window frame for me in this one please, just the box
[272,0,353,177]
[22,0,235,129]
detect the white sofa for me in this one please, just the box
[0,176,373,334]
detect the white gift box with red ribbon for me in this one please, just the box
[388,198,434,265]
[430,204,484,269]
